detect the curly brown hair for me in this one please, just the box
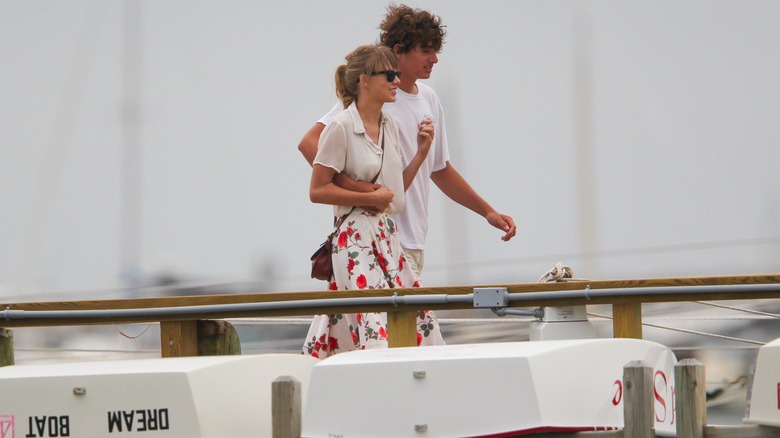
[378,4,446,54]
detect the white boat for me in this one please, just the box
[304,338,677,437]
[0,354,318,438]
[0,337,678,437]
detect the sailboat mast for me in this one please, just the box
[120,0,142,296]
[573,5,598,276]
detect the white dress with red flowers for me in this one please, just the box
[302,209,445,359]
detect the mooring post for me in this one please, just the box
[272,376,302,438]
[0,328,13,367]
[623,360,654,438]
[675,358,706,438]
[197,320,241,356]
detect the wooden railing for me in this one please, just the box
[2,274,780,359]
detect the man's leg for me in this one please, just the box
[402,248,424,278]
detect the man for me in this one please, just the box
[299,4,516,276]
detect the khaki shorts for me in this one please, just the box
[402,248,424,278]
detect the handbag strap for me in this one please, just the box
[371,124,385,183]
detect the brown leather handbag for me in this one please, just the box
[310,213,351,281]
[309,240,334,281]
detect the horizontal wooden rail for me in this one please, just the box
[2,274,779,356]
[2,274,779,327]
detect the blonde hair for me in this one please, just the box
[335,45,398,108]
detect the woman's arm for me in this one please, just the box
[310,164,394,212]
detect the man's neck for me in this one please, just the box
[398,78,418,95]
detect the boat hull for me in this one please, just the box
[303,339,678,437]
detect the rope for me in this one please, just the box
[112,323,153,346]
[694,301,780,318]
[640,316,778,321]
[537,263,592,283]
[587,312,766,345]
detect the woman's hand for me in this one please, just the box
[370,186,394,212]
[359,184,387,213]
[403,119,436,191]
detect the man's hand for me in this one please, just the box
[486,211,517,242]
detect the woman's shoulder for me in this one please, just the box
[381,112,401,134]
[323,109,353,134]
[381,111,398,125]
[331,108,351,124]
[334,103,362,128]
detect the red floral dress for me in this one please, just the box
[302,209,445,359]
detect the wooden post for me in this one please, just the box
[272,376,302,438]
[0,328,13,367]
[160,320,198,357]
[387,311,417,348]
[675,358,706,438]
[623,360,654,438]
[613,302,643,338]
[197,320,241,356]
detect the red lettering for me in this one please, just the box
[612,379,623,405]
[0,416,14,438]
[654,370,668,423]
[776,383,780,410]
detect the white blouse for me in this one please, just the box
[313,102,405,216]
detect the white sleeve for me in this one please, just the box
[313,119,348,173]
[430,92,450,172]
[317,101,344,126]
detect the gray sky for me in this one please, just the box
[1,1,778,300]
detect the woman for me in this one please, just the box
[302,45,445,358]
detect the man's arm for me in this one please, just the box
[297,123,325,166]
[431,162,517,241]
[297,122,380,194]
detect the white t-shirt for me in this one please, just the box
[314,102,405,217]
[317,82,450,249]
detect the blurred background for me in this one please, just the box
[1,0,779,424]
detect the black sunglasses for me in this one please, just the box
[371,70,402,82]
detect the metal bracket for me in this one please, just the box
[473,288,509,308]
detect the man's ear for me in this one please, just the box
[392,44,404,55]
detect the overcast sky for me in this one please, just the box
[1,1,778,300]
